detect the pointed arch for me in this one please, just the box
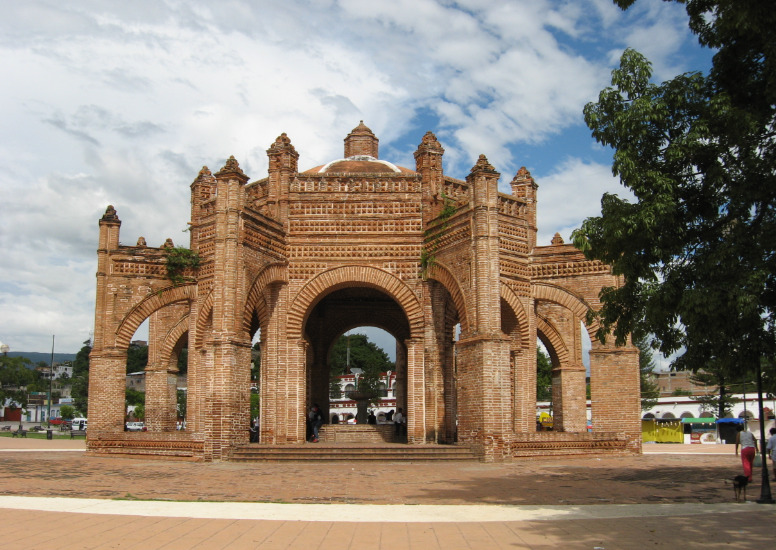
[158,313,190,370]
[426,262,469,334]
[243,263,288,333]
[194,288,214,349]
[116,284,196,349]
[500,280,530,349]
[287,265,422,339]
[536,312,570,367]
[532,282,600,340]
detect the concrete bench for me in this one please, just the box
[70,430,87,439]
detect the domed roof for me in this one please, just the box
[301,122,416,175]
[304,155,414,175]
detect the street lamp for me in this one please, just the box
[47,336,54,430]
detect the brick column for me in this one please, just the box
[589,343,641,452]
[87,349,127,434]
[405,338,425,444]
[144,368,178,432]
[513,303,537,433]
[456,335,513,461]
[551,365,587,432]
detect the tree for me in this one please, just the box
[536,348,552,402]
[132,403,145,421]
[177,389,187,420]
[329,333,394,403]
[126,343,148,374]
[635,333,660,411]
[70,340,91,415]
[59,404,75,420]
[329,333,394,375]
[0,355,36,409]
[572,1,776,383]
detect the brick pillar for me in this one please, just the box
[283,337,308,443]
[89,206,124,440]
[144,369,178,432]
[513,299,537,433]
[394,340,407,414]
[551,365,587,432]
[405,338,425,444]
[259,284,287,444]
[87,349,127,433]
[200,156,251,460]
[467,155,501,334]
[589,343,641,452]
[455,335,512,461]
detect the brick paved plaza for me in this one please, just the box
[1,438,774,548]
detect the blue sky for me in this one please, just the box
[0,0,713,354]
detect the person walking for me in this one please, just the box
[310,404,323,443]
[766,427,776,482]
[735,424,758,482]
[394,407,405,438]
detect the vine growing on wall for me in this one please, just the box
[164,246,200,286]
[421,192,457,280]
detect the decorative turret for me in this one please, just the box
[344,121,379,158]
[467,154,500,208]
[98,205,121,251]
[266,133,299,221]
[511,166,538,250]
[189,166,217,251]
[215,156,249,184]
[415,131,446,222]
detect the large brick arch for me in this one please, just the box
[116,285,197,349]
[243,263,288,334]
[532,282,599,341]
[536,313,570,367]
[426,262,469,334]
[287,265,423,339]
[500,280,529,349]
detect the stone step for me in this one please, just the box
[230,444,478,462]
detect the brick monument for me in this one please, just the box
[88,122,640,461]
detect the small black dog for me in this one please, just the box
[732,475,749,502]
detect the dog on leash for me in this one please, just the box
[732,475,749,502]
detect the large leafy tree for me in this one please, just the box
[635,332,660,411]
[0,355,37,409]
[536,348,553,402]
[329,333,394,399]
[70,340,91,415]
[573,1,776,380]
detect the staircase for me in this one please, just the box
[230,442,478,462]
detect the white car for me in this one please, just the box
[126,422,145,431]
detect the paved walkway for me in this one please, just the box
[1,437,774,549]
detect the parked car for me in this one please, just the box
[71,418,87,431]
[125,422,146,432]
[50,417,68,425]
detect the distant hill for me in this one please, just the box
[6,351,77,365]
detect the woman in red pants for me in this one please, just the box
[735,424,758,482]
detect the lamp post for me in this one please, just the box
[754,358,774,504]
[47,335,54,429]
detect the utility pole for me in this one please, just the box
[48,335,54,428]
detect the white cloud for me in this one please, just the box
[534,157,634,247]
[0,0,706,352]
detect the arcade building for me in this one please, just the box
[88,122,640,461]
